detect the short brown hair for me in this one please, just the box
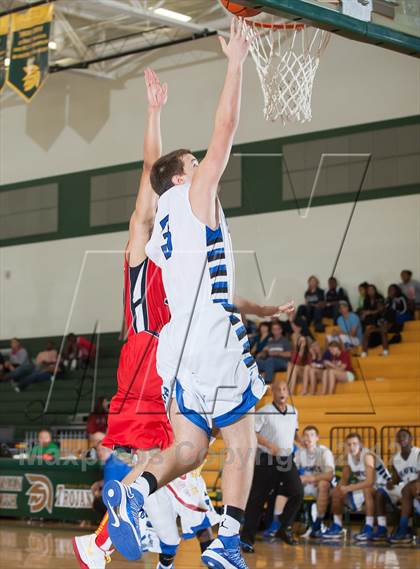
[346,432,362,442]
[303,425,319,436]
[150,149,191,196]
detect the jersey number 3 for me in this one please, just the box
[160,214,173,260]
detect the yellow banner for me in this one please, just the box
[11,4,54,33]
[0,14,10,36]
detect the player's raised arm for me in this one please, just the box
[234,295,295,318]
[190,18,251,227]
[127,68,168,266]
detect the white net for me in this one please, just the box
[248,23,330,123]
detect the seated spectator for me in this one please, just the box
[327,301,363,349]
[360,284,385,327]
[399,270,420,313]
[302,343,325,396]
[374,428,420,544]
[251,321,271,357]
[324,277,351,322]
[386,284,410,326]
[356,281,369,314]
[64,333,96,371]
[86,397,109,440]
[13,343,61,392]
[1,338,34,382]
[29,429,60,461]
[289,314,314,341]
[295,425,335,538]
[0,351,5,377]
[256,322,292,384]
[296,276,325,332]
[322,341,355,395]
[287,335,312,394]
[361,299,397,357]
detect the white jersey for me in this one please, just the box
[146,183,264,431]
[255,403,298,456]
[347,447,391,486]
[392,446,420,485]
[295,445,335,476]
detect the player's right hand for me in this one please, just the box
[145,67,168,110]
[218,18,253,65]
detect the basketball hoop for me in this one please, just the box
[246,19,330,123]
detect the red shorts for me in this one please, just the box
[102,332,173,451]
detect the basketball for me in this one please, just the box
[219,1,262,18]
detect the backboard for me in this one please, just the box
[239,0,420,57]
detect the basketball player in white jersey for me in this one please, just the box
[373,428,420,543]
[102,19,294,569]
[295,425,335,538]
[322,432,391,542]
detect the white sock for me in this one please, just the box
[333,515,342,527]
[132,475,152,498]
[365,516,374,527]
[377,516,387,527]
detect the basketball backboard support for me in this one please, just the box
[239,0,420,57]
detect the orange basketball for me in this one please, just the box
[220,1,262,18]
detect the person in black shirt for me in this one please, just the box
[324,277,351,322]
[386,284,410,327]
[360,284,384,328]
[361,299,396,357]
[296,276,325,332]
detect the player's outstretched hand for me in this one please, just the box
[218,18,252,65]
[145,67,168,110]
[276,301,295,316]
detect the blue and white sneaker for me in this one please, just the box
[309,527,323,539]
[262,518,281,538]
[321,523,346,540]
[371,526,388,542]
[103,480,144,561]
[202,536,249,569]
[354,525,374,542]
[389,527,413,544]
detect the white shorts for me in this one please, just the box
[158,316,266,436]
[141,471,220,555]
[304,484,319,498]
[346,489,365,512]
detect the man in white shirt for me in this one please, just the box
[240,380,303,552]
[295,425,335,538]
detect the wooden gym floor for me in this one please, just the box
[0,520,418,569]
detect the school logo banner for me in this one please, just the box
[25,473,54,514]
[7,3,54,101]
[0,15,9,94]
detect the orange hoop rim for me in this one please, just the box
[244,19,306,30]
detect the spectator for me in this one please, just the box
[251,322,271,357]
[303,343,325,396]
[289,314,314,341]
[29,429,60,461]
[295,425,335,538]
[0,351,5,377]
[64,333,96,371]
[256,322,292,384]
[324,277,351,322]
[399,270,420,313]
[13,343,61,392]
[1,338,34,382]
[296,276,325,332]
[386,284,410,326]
[374,428,420,543]
[327,301,363,349]
[322,341,355,394]
[86,397,109,439]
[287,336,312,395]
[360,284,384,327]
[356,282,369,313]
[361,299,397,357]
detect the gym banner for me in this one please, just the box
[7,3,54,101]
[0,15,10,94]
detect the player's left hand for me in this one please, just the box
[145,67,168,109]
[276,301,295,315]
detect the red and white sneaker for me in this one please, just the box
[72,534,112,569]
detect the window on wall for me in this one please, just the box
[219,155,242,209]
[0,184,58,240]
[90,169,139,227]
[282,123,420,201]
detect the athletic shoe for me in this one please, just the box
[72,534,111,569]
[156,564,174,569]
[240,541,255,554]
[321,523,346,541]
[103,480,144,561]
[353,525,374,542]
[278,526,298,545]
[371,526,388,542]
[309,528,323,539]
[379,350,389,357]
[389,527,413,544]
[262,518,281,538]
[202,535,249,569]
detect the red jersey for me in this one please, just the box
[124,256,170,338]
